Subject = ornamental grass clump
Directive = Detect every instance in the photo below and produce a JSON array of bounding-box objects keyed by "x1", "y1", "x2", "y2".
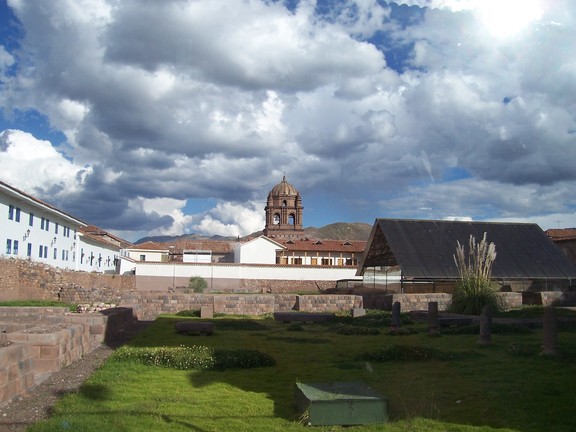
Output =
[{"x1": 449, "y1": 232, "x2": 501, "y2": 315}]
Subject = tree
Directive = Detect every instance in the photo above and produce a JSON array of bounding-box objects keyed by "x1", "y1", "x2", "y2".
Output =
[{"x1": 188, "y1": 276, "x2": 208, "y2": 293}]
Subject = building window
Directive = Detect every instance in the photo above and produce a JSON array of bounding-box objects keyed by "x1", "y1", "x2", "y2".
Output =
[
  {"x1": 80, "y1": 248, "x2": 84, "y2": 264},
  {"x1": 140, "y1": 254, "x2": 146, "y2": 261},
  {"x1": 55, "y1": 223, "x2": 59, "y2": 234},
  {"x1": 321, "y1": 258, "x2": 331, "y2": 266},
  {"x1": 13, "y1": 240, "x2": 19, "y2": 255},
  {"x1": 293, "y1": 257, "x2": 303, "y2": 265},
  {"x1": 29, "y1": 213, "x2": 34, "y2": 226},
  {"x1": 41, "y1": 217, "x2": 45, "y2": 230},
  {"x1": 6, "y1": 239, "x2": 12, "y2": 254},
  {"x1": 8, "y1": 206, "x2": 21, "y2": 222},
  {"x1": 53, "y1": 248, "x2": 57, "y2": 259},
  {"x1": 27, "y1": 243, "x2": 32, "y2": 257},
  {"x1": 38, "y1": 245, "x2": 48, "y2": 258}
]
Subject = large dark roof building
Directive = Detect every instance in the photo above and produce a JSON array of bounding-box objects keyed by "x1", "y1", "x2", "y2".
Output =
[{"x1": 358, "y1": 219, "x2": 576, "y2": 282}]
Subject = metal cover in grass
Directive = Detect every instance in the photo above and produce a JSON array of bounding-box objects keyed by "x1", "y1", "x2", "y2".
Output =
[{"x1": 295, "y1": 381, "x2": 388, "y2": 426}]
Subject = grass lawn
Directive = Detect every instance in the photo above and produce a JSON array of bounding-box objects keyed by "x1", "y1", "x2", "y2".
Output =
[{"x1": 28, "y1": 309, "x2": 576, "y2": 432}]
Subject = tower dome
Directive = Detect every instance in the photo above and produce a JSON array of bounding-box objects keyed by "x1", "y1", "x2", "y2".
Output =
[
  {"x1": 263, "y1": 176, "x2": 304, "y2": 239},
  {"x1": 269, "y1": 176, "x2": 299, "y2": 197}
]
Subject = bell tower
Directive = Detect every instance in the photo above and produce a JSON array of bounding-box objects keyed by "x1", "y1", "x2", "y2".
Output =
[{"x1": 263, "y1": 176, "x2": 304, "y2": 239}]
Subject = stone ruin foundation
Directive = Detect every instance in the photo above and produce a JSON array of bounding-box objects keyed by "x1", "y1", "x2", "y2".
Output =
[{"x1": 0, "y1": 306, "x2": 135, "y2": 406}]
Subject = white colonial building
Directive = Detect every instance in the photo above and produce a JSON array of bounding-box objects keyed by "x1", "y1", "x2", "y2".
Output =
[{"x1": 1, "y1": 180, "x2": 129, "y2": 273}]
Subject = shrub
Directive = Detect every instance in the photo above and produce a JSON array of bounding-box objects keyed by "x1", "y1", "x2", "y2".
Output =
[
  {"x1": 188, "y1": 276, "x2": 208, "y2": 293},
  {"x1": 212, "y1": 348, "x2": 276, "y2": 369},
  {"x1": 112, "y1": 345, "x2": 215, "y2": 370},
  {"x1": 359, "y1": 344, "x2": 448, "y2": 362},
  {"x1": 111, "y1": 345, "x2": 275, "y2": 370},
  {"x1": 441, "y1": 323, "x2": 532, "y2": 335},
  {"x1": 383, "y1": 326, "x2": 418, "y2": 336},
  {"x1": 330, "y1": 323, "x2": 380, "y2": 335},
  {"x1": 175, "y1": 310, "x2": 200, "y2": 317},
  {"x1": 506, "y1": 343, "x2": 539, "y2": 357},
  {"x1": 449, "y1": 232, "x2": 501, "y2": 315},
  {"x1": 335, "y1": 310, "x2": 414, "y2": 327}
]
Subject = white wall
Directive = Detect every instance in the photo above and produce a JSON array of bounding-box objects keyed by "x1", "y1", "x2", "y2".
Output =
[
  {"x1": 234, "y1": 237, "x2": 282, "y2": 264},
  {"x1": 131, "y1": 261, "x2": 358, "y2": 281},
  {"x1": 123, "y1": 249, "x2": 168, "y2": 262},
  {"x1": 76, "y1": 234, "x2": 120, "y2": 273},
  {"x1": 1, "y1": 188, "x2": 82, "y2": 270},
  {"x1": 183, "y1": 250, "x2": 212, "y2": 263},
  {"x1": 1, "y1": 183, "x2": 123, "y2": 273}
]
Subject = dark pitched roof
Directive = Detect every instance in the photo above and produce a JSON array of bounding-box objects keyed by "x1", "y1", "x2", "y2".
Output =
[{"x1": 358, "y1": 219, "x2": 576, "y2": 279}]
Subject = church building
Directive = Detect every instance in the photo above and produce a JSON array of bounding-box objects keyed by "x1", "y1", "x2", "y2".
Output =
[{"x1": 263, "y1": 175, "x2": 304, "y2": 239}]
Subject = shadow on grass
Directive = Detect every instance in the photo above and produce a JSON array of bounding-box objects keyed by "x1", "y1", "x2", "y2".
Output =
[
  {"x1": 121, "y1": 315, "x2": 576, "y2": 431},
  {"x1": 79, "y1": 383, "x2": 111, "y2": 401}
]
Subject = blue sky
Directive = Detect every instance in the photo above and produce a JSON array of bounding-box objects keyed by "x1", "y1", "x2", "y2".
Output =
[{"x1": 1, "y1": 0, "x2": 575, "y2": 242}]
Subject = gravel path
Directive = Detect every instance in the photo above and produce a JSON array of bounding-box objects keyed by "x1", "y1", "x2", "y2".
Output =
[{"x1": 0, "y1": 320, "x2": 152, "y2": 432}]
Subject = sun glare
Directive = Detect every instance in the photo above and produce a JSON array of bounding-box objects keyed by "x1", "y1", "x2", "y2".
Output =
[{"x1": 475, "y1": 0, "x2": 543, "y2": 38}]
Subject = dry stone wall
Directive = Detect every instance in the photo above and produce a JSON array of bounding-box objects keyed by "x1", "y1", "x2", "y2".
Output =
[
  {"x1": 0, "y1": 258, "x2": 135, "y2": 303},
  {"x1": 0, "y1": 306, "x2": 135, "y2": 405},
  {"x1": 118, "y1": 292, "x2": 363, "y2": 320}
]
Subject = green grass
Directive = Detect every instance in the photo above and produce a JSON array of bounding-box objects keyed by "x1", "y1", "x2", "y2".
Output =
[
  {"x1": 27, "y1": 311, "x2": 576, "y2": 432},
  {"x1": 0, "y1": 299, "x2": 76, "y2": 311}
]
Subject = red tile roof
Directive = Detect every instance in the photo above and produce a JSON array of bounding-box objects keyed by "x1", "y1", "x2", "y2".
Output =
[
  {"x1": 278, "y1": 238, "x2": 366, "y2": 253},
  {"x1": 80, "y1": 225, "x2": 132, "y2": 249},
  {"x1": 546, "y1": 228, "x2": 576, "y2": 241}
]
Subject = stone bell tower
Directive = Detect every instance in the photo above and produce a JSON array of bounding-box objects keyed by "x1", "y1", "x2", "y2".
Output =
[{"x1": 263, "y1": 176, "x2": 304, "y2": 239}]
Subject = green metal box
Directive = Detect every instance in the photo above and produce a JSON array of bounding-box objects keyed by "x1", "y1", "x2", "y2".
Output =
[{"x1": 295, "y1": 381, "x2": 388, "y2": 426}]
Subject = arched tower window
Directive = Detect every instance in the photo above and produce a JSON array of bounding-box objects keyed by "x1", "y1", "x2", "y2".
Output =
[
  {"x1": 282, "y1": 200, "x2": 287, "y2": 207},
  {"x1": 274, "y1": 213, "x2": 280, "y2": 225},
  {"x1": 289, "y1": 214, "x2": 295, "y2": 226}
]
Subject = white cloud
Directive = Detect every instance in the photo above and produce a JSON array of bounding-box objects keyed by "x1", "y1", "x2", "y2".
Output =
[
  {"x1": 192, "y1": 201, "x2": 265, "y2": 238},
  {"x1": 0, "y1": 45, "x2": 14, "y2": 70},
  {"x1": 1, "y1": 0, "x2": 576, "y2": 240},
  {"x1": 0, "y1": 129, "x2": 91, "y2": 196}
]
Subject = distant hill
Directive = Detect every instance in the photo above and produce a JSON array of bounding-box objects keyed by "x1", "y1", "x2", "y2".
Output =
[
  {"x1": 134, "y1": 222, "x2": 372, "y2": 244},
  {"x1": 135, "y1": 233, "x2": 236, "y2": 244},
  {"x1": 303, "y1": 222, "x2": 372, "y2": 241}
]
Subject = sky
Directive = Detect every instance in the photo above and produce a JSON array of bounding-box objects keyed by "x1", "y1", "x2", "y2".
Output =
[{"x1": 0, "y1": 0, "x2": 575, "y2": 242}]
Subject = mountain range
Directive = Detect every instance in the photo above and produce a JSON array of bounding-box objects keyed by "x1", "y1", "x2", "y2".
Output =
[{"x1": 135, "y1": 222, "x2": 372, "y2": 244}]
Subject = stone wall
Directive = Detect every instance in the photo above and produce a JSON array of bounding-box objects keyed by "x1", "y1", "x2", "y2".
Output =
[
  {"x1": 523, "y1": 291, "x2": 576, "y2": 307},
  {"x1": 362, "y1": 292, "x2": 523, "y2": 312},
  {"x1": 239, "y1": 279, "x2": 334, "y2": 293},
  {"x1": 118, "y1": 292, "x2": 363, "y2": 320},
  {"x1": 0, "y1": 306, "x2": 135, "y2": 405},
  {"x1": 0, "y1": 258, "x2": 135, "y2": 303},
  {"x1": 383, "y1": 293, "x2": 453, "y2": 312}
]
